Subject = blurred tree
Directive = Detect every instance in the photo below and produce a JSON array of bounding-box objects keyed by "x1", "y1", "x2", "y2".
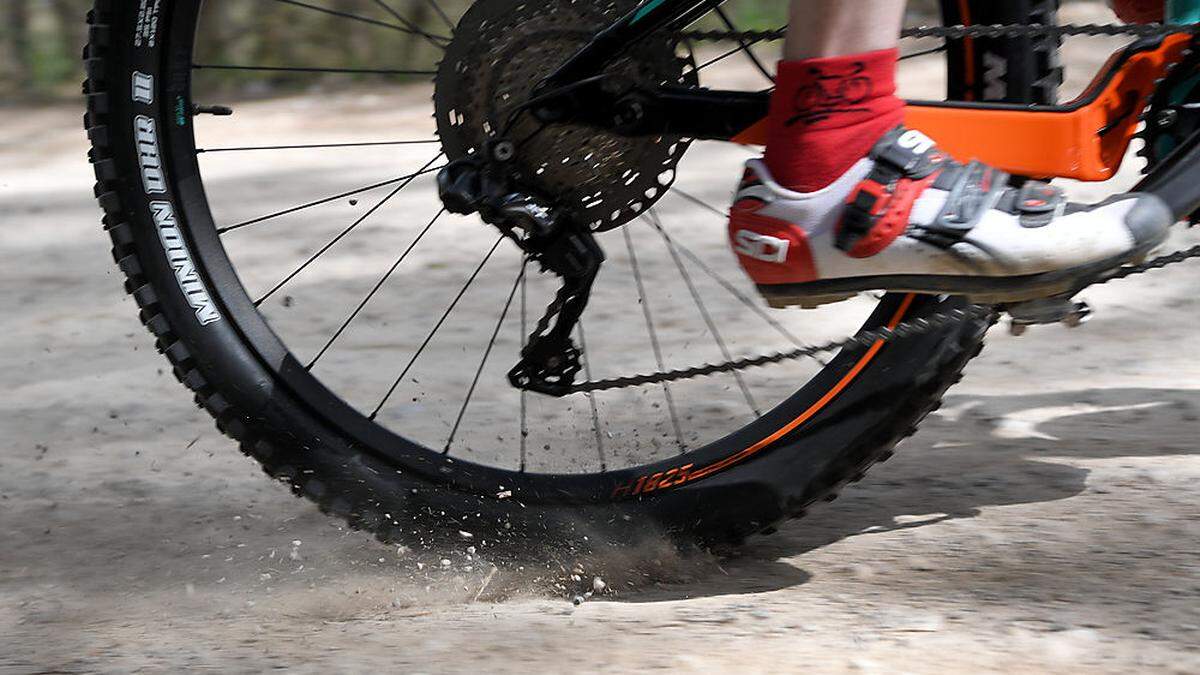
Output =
[{"x1": 5, "y1": 0, "x2": 33, "y2": 91}]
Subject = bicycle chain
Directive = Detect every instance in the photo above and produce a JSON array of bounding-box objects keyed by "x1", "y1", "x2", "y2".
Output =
[
  {"x1": 572, "y1": 245, "x2": 1200, "y2": 394},
  {"x1": 674, "y1": 21, "x2": 1200, "y2": 44},
  {"x1": 564, "y1": 20, "x2": 1200, "y2": 395}
]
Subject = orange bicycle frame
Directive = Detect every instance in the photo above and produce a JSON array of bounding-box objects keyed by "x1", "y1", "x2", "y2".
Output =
[{"x1": 731, "y1": 33, "x2": 1193, "y2": 181}]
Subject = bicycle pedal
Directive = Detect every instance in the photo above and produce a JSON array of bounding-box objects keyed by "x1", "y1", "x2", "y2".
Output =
[{"x1": 1006, "y1": 296, "x2": 1092, "y2": 336}]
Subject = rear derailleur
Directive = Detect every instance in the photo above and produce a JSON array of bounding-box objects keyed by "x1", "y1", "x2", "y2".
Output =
[{"x1": 437, "y1": 141, "x2": 603, "y2": 397}]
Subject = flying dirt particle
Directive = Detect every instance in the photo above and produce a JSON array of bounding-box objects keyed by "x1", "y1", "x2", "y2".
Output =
[
  {"x1": 459, "y1": 530, "x2": 474, "y2": 539},
  {"x1": 592, "y1": 576, "x2": 607, "y2": 593},
  {"x1": 350, "y1": 199, "x2": 359, "y2": 206},
  {"x1": 441, "y1": 559, "x2": 452, "y2": 567},
  {"x1": 572, "y1": 595, "x2": 585, "y2": 606}
]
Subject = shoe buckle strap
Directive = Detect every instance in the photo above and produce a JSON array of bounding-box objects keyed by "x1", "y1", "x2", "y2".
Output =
[
  {"x1": 920, "y1": 160, "x2": 1009, "y2": 241},
  {"x1": 836, "y1": 127, "x2": 953, "y2": 255}
]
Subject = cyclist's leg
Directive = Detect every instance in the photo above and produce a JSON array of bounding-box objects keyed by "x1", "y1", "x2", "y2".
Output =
[
  {"x1": 730, "y1": 0, "x2": 1171, "y2": 304},
  {"x1": 783, "y1": 0, "x2": 905, "y2": 60},
  {"x1": 765, "y1": 1, "x2": 906, "y2": 193}
]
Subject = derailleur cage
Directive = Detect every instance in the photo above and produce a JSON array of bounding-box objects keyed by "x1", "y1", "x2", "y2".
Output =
[{"x1": 437, "y1": 147, "x2": 605, "y2": 396}]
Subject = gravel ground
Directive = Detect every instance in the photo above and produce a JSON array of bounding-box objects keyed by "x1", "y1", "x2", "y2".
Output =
[{"x1": 2, "y1": 5, "x2": 1199, "y2": 672}]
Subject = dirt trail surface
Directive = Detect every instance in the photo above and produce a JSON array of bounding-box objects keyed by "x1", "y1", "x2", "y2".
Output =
[{"x1": 3, "y1": 8, "x2": 1200, "y2": 673}]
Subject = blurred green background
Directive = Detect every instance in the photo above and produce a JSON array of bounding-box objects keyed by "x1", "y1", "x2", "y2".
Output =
[{"x1": 0, "y1": 0, "x2": 959, "y2": 104}]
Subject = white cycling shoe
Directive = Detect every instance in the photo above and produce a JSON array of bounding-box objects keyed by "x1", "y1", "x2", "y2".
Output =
[{"x1": 728, "y1": 126, "x2": 1173, "y2": 306}]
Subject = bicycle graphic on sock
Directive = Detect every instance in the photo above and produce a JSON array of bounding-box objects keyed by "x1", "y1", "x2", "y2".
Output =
[{"x1": 787, "y1": 62, "x2": 873, "y2": 126}]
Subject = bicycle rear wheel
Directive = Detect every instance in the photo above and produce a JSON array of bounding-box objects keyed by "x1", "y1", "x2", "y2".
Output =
[{"x1": 83, "y1": 0, "x2": 1054, "y2": 546}]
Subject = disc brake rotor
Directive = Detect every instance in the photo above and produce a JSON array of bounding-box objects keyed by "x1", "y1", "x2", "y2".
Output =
[{"x1": 434, "y1": 0, "x2": 697, "y2": 231}]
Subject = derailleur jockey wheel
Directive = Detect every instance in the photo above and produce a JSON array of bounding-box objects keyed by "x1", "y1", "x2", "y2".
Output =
[{"x1": 433, "y1": 0, "x2": 698, "y2": 232}]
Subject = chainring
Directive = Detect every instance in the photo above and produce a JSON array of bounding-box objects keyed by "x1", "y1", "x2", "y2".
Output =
[
  {"x1": 1140, "y1": 36, "x2": 1200, "y2": 170},
  {"x1": 434, "y1": 0, "x2": 698, "y2": 231}
]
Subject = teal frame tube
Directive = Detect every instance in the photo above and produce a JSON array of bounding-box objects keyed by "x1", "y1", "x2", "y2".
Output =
[{"x1": 1168, "y1": 0, "x2": 1200, "y2": 24}]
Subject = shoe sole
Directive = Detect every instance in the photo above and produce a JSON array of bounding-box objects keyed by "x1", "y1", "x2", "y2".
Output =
[{"x1": 759, "y1": 233, "x2": 1169, "y2": 308}]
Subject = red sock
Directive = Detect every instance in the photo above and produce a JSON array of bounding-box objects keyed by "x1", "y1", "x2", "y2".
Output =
[{"x1": 764, "y1": 48, "x2": 906, "y2": 193}]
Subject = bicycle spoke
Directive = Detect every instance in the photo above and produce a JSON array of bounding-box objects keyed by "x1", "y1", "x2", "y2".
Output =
[
  {"x1": 900, "y1": 43, "x2": 948, "y2": 61},
  {"x1": 622, "y1": 227, "x2": 686, "y2": 453},
  {"x1": 370, "y1": 0, "x2": 452, "y2": 49},
  {"x1": 370, "y1": 237, "x2": 505, "y2": 420},
  {"x1": 193, "y1": 64, "x2": 435, "y2": 76},
  {"x1": 254, "y1": 154, "x2": 443, "y2": 306},
  {"x1": 518, "y1": 272, "x2": 528, "y2": 473},
  {"x1": 197, "y1": 139, "x2": 439, "y2": 154},
  {"x1": 693, "y1": 35, "x2": 773, "y2": 74},
  {"x1": 219, "y1": 162, "x2": 444, "y2": 234},
  {"x1": 665, "y1": 188, "x2": 811, "y2": 350},
  {"x1": 576, "y1": 321, "x2": 607, "y2": 471},
  {"x1": 646, "y1": 210, "x2": 760, "y2": 417},
  {"x1": 423, "y1": 0, "x2": 457, "y2": 32},
  {"x1": 269, "y1": 0, "x2": 450, "y2": 42},
  {"x1": 668, "y1": 185, "x2": 727, "y2": 219},
  {"x1": 307, "y1": 208, "x2": 446, "y2": 369},
  {"x1": 713, "y1": 6, "x2": 774, "y2": 83},
  {"x1": 444, "y1": 262, "x2": 526, "y2": 454}
]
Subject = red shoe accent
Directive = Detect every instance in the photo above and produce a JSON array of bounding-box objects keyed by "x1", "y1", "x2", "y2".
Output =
[
  {"x1": 840, "y1": 172, "x2": 939, "y2": 258},
  {"x1": 728, "y1": 199, "x2": 818, "y2": 285}
]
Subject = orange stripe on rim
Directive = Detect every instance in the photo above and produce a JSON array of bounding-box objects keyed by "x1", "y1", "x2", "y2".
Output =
[{"x1": 687, "y1": 293, "x2": 917, "y2": 482}]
